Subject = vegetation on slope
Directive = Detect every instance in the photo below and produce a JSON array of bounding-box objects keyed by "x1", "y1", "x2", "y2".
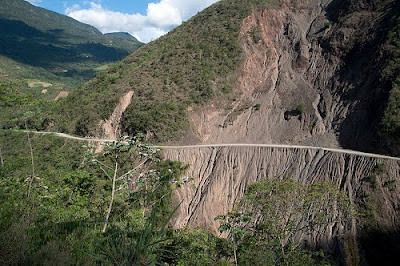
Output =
[
  {"x1": 381, "y1": 16, "x2": 400, "y2": 142},
  {"x1": 57, "y1": 0, "x2": 279, "y2": 140},
  {"x1": 0, "y1": 130, "x2": 343, "y2": 264},
  {"x1": 0, "y1": 80, "x2": 56, "y2": 130},
  {"x1": 216, "y1": 179, "x2": 352, "y2": 265},
  {"x1": 0, "y1": 131, "x2": 192, "y2": 264}
]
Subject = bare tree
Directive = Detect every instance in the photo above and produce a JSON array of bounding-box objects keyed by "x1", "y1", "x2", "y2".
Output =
[
  {"x1": 0, "y1": 148, "x2": 4, "y2": 168},
  {"x1": 25, "y1": 121, "x2": 36, "y2": 198},
  {"x1": 86, "y1": 135, "x2": 160, "y2": 233}
]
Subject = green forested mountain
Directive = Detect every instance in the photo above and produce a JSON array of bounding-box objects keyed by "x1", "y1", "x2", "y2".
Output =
[{"x1": 0, "y1": 0, "x2": 142, "y2": 84}]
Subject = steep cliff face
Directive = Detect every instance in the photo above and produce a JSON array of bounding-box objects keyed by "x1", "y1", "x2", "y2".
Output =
[
  {"x1": 191, "y1": 0, "x2": 336, "y2": 146},
  {"x1": 164, "y1": 147, "x2": 400, "y2": 245},
  {"x1": 190, "y1": 0, "x2": 400, "y2": 155}
]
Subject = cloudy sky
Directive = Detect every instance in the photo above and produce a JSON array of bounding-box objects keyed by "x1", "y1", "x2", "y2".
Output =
[{"x1": 27, "y1": 0, "x2": 219, "y2": 43}]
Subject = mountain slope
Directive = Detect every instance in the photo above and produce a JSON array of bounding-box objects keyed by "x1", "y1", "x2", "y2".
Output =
[
  {"x1": 57, "y1": 0, "x2": 280, "y2": 139},
  {"x1": 1, "y1": 0, "x2": 399, "y2": 263},
  {"x1": 58, "y1": 0, "x2": 399, "y2": 156},
  {"x1": 0, "y1": 0, "x2": 142, "y2": 82}
]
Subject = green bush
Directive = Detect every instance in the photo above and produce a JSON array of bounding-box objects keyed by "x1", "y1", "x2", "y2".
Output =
[
  {"x1": 367, "y1": 175, "x2": 377, "y2": 189},
  {"x1": 324, "y1": 21, "x2": 332, "y2": 28},
  {"x1": 296, "y1": 103, "x2": 305, "y2": 115}
]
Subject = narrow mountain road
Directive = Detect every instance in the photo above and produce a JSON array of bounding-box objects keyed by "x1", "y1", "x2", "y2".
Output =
[{"x1": 23, "y1": 130, "x2": 400, "y2": 161}]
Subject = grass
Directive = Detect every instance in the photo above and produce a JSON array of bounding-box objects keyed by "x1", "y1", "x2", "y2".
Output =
[{"x1": 95, "y1": 64, "x2": 109, "y2": 72}]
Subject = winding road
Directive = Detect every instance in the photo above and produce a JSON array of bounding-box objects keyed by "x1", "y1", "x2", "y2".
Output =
[{"x1": 22, "y1": 130, "x2": 400, "y2": 161}]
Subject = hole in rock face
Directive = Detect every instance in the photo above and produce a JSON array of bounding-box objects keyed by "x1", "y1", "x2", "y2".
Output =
[
  {"x1": 284, "y1": 24, "x2": 289, "y2": 35},
  {"x1": 284, "y1": 109, "x2": 301, "y2": 120}
]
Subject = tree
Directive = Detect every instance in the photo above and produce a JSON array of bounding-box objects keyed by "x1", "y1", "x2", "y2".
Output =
[
  {"x1": 216, "y1": 178, "x2": 353, "y2": 265},
  {"x1": 215, "y1": 212, "x2": 251, "y2": 266},
  {"x1": 86, "y1": 135, "x2": 160, "y2": 233}
]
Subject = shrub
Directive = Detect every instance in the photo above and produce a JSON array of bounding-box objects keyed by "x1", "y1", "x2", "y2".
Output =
[
  {"x1": 324, "y1": 21, "x2": 332, "y2": 28},
  {"x1": 248, "y1": 25, "x2": 262, "y2": 43},
  {"x1": 367, "y1": 175, "x2": 377, "y2": 189}
]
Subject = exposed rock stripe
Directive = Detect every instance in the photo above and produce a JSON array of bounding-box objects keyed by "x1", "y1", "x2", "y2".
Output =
[
  {"x1": 95, "y1": 90, "x2": 134, "y2": 152},
  {"x1": 100, "y1": 90, "x2": 134, "y2": 140}
]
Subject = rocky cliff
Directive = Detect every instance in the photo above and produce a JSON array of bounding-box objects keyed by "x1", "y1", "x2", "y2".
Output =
[
  {"x1": 190, "y1": 0, "x2": 400, "y2": 156},
  {"x1": 164, "y1": 146, "x2": 400, "y2": 248}
]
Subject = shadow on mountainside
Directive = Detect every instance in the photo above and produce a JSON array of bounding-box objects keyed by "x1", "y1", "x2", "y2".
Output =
[
  {"x1": 315, "y1": 226, "x2": 400, "y2": 265},
  {"x1": 0, "y1": 18, "x2": 129, "y2": 69},
  {"x1": 357, "y1": 226, "x2": 400, "y2": 266},
  {"x1": 323, "y1": 0, "x2": 400, "y2": 156}
]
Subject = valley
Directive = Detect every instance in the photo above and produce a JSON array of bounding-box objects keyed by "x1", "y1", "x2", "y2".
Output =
[{"x1": 1, "y1": 0, "x2": 399, "y2": 264}]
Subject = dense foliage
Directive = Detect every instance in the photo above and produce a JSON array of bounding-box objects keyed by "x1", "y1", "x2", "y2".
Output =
[
  {"x1": 0, "y1": 131, "x2": 190, "y2": 264},
  {"x1": 381, "y1": 16, "x2": 400, "y2": 141},
  {"x1": 216, "y1": 179, "x2": 353, "y2": 265},
  {"x1": 0, "y1": 80, "x2": 57, "y2": 131},
  {"x1": 0, "y1": 131, "x2": 244, "y2": 265}
]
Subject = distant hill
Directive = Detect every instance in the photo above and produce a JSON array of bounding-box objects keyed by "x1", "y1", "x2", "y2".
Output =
[
  {"x1": 105, "y1": 32, "x2": 140, "y2": 42},
  {"x1": 0, "y1": 0, "x2": 142, "y2": 84}
]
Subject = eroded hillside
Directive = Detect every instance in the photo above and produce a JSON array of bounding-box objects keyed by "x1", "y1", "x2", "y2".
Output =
[
  {"x1": 164, "y1": 145, "x2": 400, "y2": 260},
  {"x1": 53, "y1": 1, "x2": 400, "y2": 259},
  {"x1": 191, "y1": 0, "x2": 400, "y2": 156}
]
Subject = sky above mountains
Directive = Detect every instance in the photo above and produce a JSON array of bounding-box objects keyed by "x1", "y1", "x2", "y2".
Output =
[{"x1": 27, "y1": 0, "x2": 219, "y2": 43}]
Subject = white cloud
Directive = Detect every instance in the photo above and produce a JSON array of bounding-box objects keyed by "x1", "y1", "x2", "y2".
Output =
[
  {"x1": 27, "y1": 0, "x2": 42, "y2": 5},
  {"x1": 65, "y1": 4, "x2": 81, "y2": 14},
  {"x1": 66, "y1": 0, "x2": 219, "y2": 43}
]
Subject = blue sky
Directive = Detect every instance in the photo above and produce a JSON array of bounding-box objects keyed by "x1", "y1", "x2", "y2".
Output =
[
  {"x1": 29, "y1": 1, "x2": 150, "y2": 14},
  {"x1": 27, "y1": 0, "x2": 219, "y2": 43}
]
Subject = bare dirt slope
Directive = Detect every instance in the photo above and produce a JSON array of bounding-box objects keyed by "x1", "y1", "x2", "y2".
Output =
[
  {"x1": 98, "y1": 90, "x2": 134, "y2": 140},
  {"x1": 82, "y1": 1, "x2": 399, "y2": 247},
  {"x1": 189, "y1": 0, "x2": 398, "y2": 155},
  {"x1": 191, "y1": 0, "x2": 337, "y2": 146}
]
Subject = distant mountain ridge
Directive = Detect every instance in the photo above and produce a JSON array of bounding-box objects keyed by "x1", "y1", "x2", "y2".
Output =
[
  {"x1": 105, "y1": 32, "x2": 140, "y2": 42},
  {"x1": 0, "y1": 0, "x2": 102, "y2": 38},
  {"x1": 0, "y1": 0, "x2": 142, "y2": 82}
]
